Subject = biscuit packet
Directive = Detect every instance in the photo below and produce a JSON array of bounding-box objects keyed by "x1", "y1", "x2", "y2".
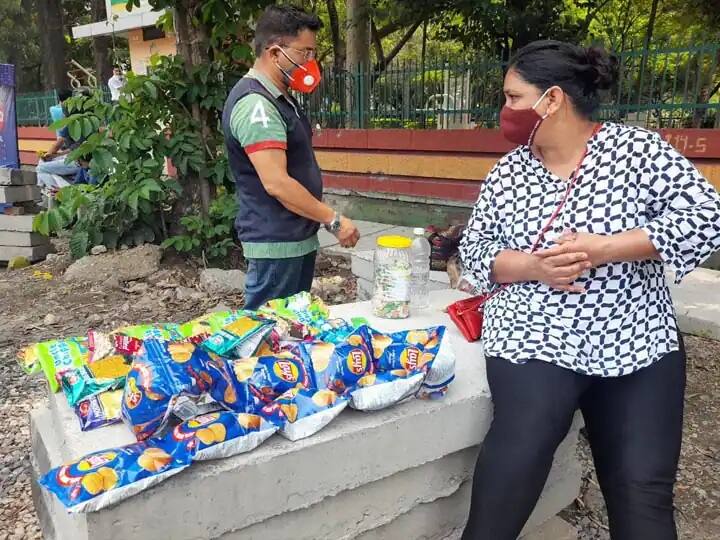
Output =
[
  {"x1": 121, "y1": 340, "x2": 216, "y2": 441},
  {"x1": 157, "y1": 411, "x2": 277, "y2": 461},
  {"x1": 39, "y1": 442, "x2": 190, "y2": 513},
  {"x1": 75, "y1": 390, "x2": 124, "y2": 431},
  {"x1": 62, "y1": 355, "x2": 131, "y2": 406},
  {"x1": 299, "y1": 326, "x2": 374, "y2": 395},
  {"x1": 19, "y1": 337, "x2": 89, "y2": 392},
  {"x1": 261, "y1": 388, "x2": 347, "y2": 441}
]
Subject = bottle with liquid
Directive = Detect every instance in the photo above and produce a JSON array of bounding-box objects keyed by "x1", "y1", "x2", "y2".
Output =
[{"x1": 410, "y1": 227, "x2": 431, "y2": 311}]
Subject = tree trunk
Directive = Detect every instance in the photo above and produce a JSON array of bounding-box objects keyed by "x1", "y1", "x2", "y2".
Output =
[
  {"x1": 173, "y1": 1, "x2": 212, "y2": 218},
  {"x1": 346, "y1": 0, "x2": 370, "y2": 127},
  {"x1": 91, "y1": 0, "x2": 114, "y2": 87},
  {"x1": 325, "y1": 0, "x2": 345, "y2": 73},
  {"x1": 637, "y1": 0, "x2": 660, "y2": 101},
  {"x1": 36, "y1": 0, "x2": 67, "y2": 90}
]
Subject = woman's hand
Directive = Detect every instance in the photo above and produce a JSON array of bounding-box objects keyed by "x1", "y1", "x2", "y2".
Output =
[
  {"x1": 537, "y1": 230, "x2": 612, "y2": 268},
  {"x1": 529, "y1": 246, "x2": 592, "y2": 293}
]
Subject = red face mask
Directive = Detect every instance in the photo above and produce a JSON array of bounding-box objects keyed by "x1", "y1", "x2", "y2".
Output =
[
  {"x1": 275, "y1": 48, "x2": 322, "y2": 94},
  {"x1": 499, "y1": 87, "x2": 553, "y2": 146}
]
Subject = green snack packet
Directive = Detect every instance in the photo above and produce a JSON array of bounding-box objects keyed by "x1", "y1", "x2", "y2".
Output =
[
  {"x1": 202, "y1": 315, "x2": 274, "y2": 357},
  {"x1": 28, "y1": 337, "x2": 90, "y2": 393},
  {"x1": 61, "y1": 355, "x2": 131, "y2": 406},
  {"x1": 175, "y1": 311, "x2": 248, "y2": 341},
  {"x1": 114, "y1": 323, "x2": 179, "y2": 341}
]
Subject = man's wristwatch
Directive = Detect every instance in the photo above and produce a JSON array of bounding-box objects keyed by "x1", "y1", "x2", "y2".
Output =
[{"x1": 325, "y1": 212, "x2": 341, "y2": 233}]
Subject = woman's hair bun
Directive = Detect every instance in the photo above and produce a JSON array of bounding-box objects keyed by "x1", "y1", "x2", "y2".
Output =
[{"x1": 585, "y1": 46, "x2": 619, "y2": 90}]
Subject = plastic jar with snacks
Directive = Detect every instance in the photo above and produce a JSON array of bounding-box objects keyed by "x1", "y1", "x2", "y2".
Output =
[{"x1": 372, "y1": 235, "x2": 412, "y2": 319}]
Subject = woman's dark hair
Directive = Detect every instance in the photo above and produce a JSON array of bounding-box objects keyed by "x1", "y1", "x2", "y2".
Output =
[
  {"x1": 508, "y1": 40, "x2": 619, "y2": 117},
  {"x1": 254, "y1": 5, "x2": 322, "y2": 57}
]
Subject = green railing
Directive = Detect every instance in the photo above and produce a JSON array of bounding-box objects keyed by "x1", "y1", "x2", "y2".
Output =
[
  {"x1": 298, "y1": 42, "x2": 720, "y2": 129},
  {"x1": 16, "y1": 87, "x2": 113, "y2": 126},
  {"x1": 17, "y1": 43, "x2": 720, "y2": 129}
]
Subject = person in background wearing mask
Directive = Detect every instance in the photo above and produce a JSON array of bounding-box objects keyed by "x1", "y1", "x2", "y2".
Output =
[
  {"x1": 221, "y1": 5, "x2": 359, "y2": 310},
  {"x1": 108, "y1": 66, "x2": 126, "y2": 103},
  {"x1": 459, "y1": 41, "x2": 720, "y2": 540}
]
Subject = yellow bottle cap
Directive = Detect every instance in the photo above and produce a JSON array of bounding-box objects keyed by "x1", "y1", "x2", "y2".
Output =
[{"x1": 377, "y1": 235, "x2": 412, "y2": 249}]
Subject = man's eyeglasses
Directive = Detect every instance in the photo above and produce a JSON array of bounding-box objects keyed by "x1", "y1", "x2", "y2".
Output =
[{"x1": 281, "y1": 46, "x2": 317, "y2": 61}]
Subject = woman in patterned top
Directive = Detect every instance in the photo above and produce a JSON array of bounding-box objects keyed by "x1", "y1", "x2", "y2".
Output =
[{"x1": 459, "y1": 41, "x2": 720, "y2": 540}]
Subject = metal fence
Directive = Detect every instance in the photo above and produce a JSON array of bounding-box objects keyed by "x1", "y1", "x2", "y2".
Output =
[
  {"x1": 299, "y1": 42, "x2": 720, "y2": 130},
  {"x1": 16, "y1": 87, "x2": 112, "y2": 126},
  {"x1": 17, "y1": 43, "x2": 720, "y2": 129}
]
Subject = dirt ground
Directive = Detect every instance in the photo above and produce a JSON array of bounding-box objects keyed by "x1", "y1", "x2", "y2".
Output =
[{"x1": 0, "y1": 243, "x2": 718, "y2": 539}]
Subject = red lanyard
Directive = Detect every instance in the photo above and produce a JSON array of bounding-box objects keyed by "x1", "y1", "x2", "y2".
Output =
[{"x1": 480, "y1": 122, "x2": 603, "y2": 305}]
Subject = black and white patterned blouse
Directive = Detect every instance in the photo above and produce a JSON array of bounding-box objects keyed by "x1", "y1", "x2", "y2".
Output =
[{"x1": 460, "y1": 123, "x2": 720, "y2": 377}]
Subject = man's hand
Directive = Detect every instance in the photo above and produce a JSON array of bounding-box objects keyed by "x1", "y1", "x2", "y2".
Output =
[
  {"x1": 336, "y1": 216, "x2": 360, "y2": 248},
  {"x1": 530, "y1": 244, "x2": 592, "y2": 293}
]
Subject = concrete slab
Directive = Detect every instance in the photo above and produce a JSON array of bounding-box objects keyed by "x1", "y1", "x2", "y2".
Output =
[
  {"x1": 670, "y1": 268, "x2": 720, "y2": 340},
  {"x1": 31, "y1": 290, "x2": 582, "y2": 540},
  {"x1": 0, "y1": 230, "x2": 48, "y2": 247},
  {"x1": 0, "y1": 244, "x2": 51, "y2": 262},
  {"x1": 0, "y1": 185, "x2": 41, "y2": 203},
  {"x1": 0, "y1": 214, "x2": 37, "y2": 232},
  {"x1": 0, "y1": 168, "x2": 36, "y2": 186}
]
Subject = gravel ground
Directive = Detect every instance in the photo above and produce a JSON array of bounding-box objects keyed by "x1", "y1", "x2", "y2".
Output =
[{"x1": 0, "y1": 246, "x2": 718, "y2": 539}]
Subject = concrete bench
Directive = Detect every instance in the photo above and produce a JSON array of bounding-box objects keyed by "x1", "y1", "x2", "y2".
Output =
[{"x1": 31, "y1": 290, "x2": 582, "y2": 540}]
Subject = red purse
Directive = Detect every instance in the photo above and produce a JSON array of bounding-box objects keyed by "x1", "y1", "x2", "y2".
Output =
[{"x1": 447, "y1": 124, "x2": 601, "y2": 342}]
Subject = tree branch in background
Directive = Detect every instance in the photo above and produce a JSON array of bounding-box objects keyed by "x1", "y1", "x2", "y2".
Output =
[{"x1": 325, "y1": 0, "x2": 345, "y2": 71}]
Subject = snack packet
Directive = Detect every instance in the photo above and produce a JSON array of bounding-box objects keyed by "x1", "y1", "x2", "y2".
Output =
[
  {"x1": 371, "y1": 326, "x2": 445, "y2": 373},
  {"x1": 174, "y1": 311, "x2": 247, "y2": 342},
  {"x1": 300, "y1": 326, "x2": 374, "y2": 395},
  {"x1": 201, "y1": 315, "x2": 274, "y2": 357},
  {"x1": 416, "y1": 333, "x2": 456, "y2": 400},
  {"x1": 261, "y1": 388, "x2": 347, "y2": 441},
  {"x1": 62, "y1": 355, "x2": 131, "y2": 406},
  {"x1": 121, "y1": 340, "x2": 215, "y2": 441},
  {"x1": 75, "y1": 390, "x2": 124, "y2": 431},
  {"x1": 259, "y1": 292, "x2": 330, "y2": 339},
  {"x1": 158, "y1": 411, "x2": 277, "y2": 461},
  {"x1": 40, "y1": 442, "x2": 190, "y2": 513},
  {"x1": 349, "y1": 370, "x2": 425, "y2": 411},
  {"x1": 19, "y1": 337, "x2": 89, "y2": 392}
]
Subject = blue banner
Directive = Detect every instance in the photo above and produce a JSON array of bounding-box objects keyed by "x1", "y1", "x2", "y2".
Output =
[{"x1": 0, "y1": 64, "x2": 19, "y2": 169}]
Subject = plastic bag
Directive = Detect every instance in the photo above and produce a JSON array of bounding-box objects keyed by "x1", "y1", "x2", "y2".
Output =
[
  {"x1": 40, "y1": 442, "x2": 189, "y2": 513},
  {"x1": 61, "y1": 354, "x2": 131, "y2": 406},
  {"x1": 300, "y1": 326, "x2": 374, "y2": 395},
  {"x1": 121, "y1": 340, "x2": 215, "y2": 441},
  {"x1": 157, "y1": 411, "x2": 277, "y2": 461},
  {"x1": 261, "y1": 388, "x2": 347, "y2": 441},
  {"x1": 75, "y1": 390, "x2": 124, "y2": 431}
]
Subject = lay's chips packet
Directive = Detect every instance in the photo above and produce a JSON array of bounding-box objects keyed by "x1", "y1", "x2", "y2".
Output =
[
  {"x1": 300, "y1": 326, "x2": 374, "y2": 395},
  {"x1": 40, "y1": 442, "x2": 190, "y2": 513},
  {"x1": 261, "y1": 388, "x2": 347, "y2": 441},
  {"x1": 371, "y1": 326, "x2": 445, "y2": 373},
  {"x1": 157, "y1": 411, "x2": 277, "y2": 461},
  {"x1": 121, "y1": 340, "x2": 216, "y2": 441}
]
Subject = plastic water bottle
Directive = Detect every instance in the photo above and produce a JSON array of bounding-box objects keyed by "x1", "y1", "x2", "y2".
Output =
[{"x1": 410, "y1": 227, "x2": 431, "y2": 311}]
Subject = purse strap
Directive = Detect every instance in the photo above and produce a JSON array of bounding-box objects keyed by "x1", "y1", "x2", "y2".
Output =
[{"x1": 465, "y1": 122, "x2": 602, "y2": 313}]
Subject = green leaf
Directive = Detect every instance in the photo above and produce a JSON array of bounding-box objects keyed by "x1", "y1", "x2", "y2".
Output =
[
  {"x1": 69, "y1": 230, "x2": 89, "y2": 259},
  {"x1": 144, "y1": 81, "x2": 158, "y2": 100},
  {"x1": 68, "y1": 121, "x2": 82, "y2": 142},
  {"x1": 33, "y1": 213, "x2": 50, "y2": 236},
  {"x1": 93, "y1": 149, "x2": 114, "y2": 171},
  {"x1": 82, "y1": 117, "x2": 94, "y2": 138}
]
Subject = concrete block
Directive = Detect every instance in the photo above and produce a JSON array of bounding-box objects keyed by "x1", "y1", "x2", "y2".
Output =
[
  {"x1": 0, "y1": 230, "x2": 48, "y2": 247},
  {"x1": 32, "y1": 291, "x2": 582, "y2": 540},
  {"x1": 0, "y1": 168, "x2": 36, "y2": 185},
  {"x1": 0, "y1": 244, "x2": 51, "y2": 261},
  {"x1": 0, "y1": 214, "x2": 36, "y2": 232},
  {"x1": 0, "y1": 184, "x2": 41, "y2": 203},
  {"x1": 670, "y1": 268, "x2": 720, "y2": 340}
]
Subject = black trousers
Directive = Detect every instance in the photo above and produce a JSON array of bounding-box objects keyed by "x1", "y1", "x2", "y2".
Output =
[{"x1": 462, "y1": 344, "x2": 686, "y2": 540}]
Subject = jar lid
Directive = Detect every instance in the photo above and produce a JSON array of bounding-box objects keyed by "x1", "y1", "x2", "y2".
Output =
[{"x1": 377, "y1": 235, "x2": 412, "y2": 249}]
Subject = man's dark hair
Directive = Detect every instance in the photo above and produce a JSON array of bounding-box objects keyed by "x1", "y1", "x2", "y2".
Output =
[
  {"x1": 57, "y1": 89, "x2": 73, "y2": 103},
  {"x1": 253, "y1": 5, "x2": 322, "y2": 57}
]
